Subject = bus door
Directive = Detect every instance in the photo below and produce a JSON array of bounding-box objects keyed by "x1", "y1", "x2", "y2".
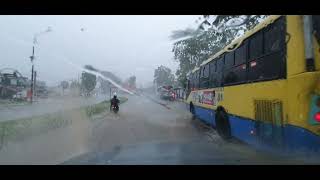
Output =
[{"x1": 254, "y1": 100, "x2": 284, "y2": 148}]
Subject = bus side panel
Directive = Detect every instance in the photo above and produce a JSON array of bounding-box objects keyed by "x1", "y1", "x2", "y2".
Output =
[
  {"x1": 190, "y1": 103, "x2": 320, "y2": 153},
  {"x1": 218, "y1": 80, "x2": 288, "y2": 120},
  {"x1": 284, "y1": 124, "x2": 320, "y2": 152},
  {"x1": 228, "y1": 113, "x2": 320, "y2": 153},
  {"x1": 229, "y1": 116, "x2": 257, "y2": 145},
  {"x1": 287, "y1": 72, "x2": 320, "y2": 136},
  {"x1": 194, "y1": 105, "x2": 215, "y2": 127},
  {"x1": 287, "y1": 15, "x2": 306, "y2": 77},
  {"x1": 286, "y1": 15, "x2": 320, "y2": 72},
  {"x1": 192, "y1": 104, "x2": 261, "y2": 148}
]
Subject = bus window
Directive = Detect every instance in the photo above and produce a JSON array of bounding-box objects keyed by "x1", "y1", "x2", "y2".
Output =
[
  {"x1": 189, "y1": 73, "x2": 194, "y2": 89},
  {"x1": 264, "y1": 17, "x2": 285, "y2": 54},
  {"x1": 200, "y1": 64, "x2": 210, "y2": 89},
  {"x1": 313, "y1": 15, "x2": 320, "y2": 42},
  {"x1": 193, "y1": 72, "x2": 196, "y2": 89},
  {"x1": 249, "y1": 30, "x2": 263, "y2": 60},
  {"x1": 186, "y1": 79, "x2": 190, "y2": 91},
  {"x1": 248, "y1": 51, "x2": 285, "y2": 81},
  {"x1": 224, "y1": 41, "x2": 248, "y2": 85},
  {"x1": 200, "y1": 66, "x2": 204, "y2": 88},
  {"x1": 247, "y1": 17, "x2": 286, "y2": 82},
  {"x1": 216, "y1": 56, "x2": 224, "y2": 87},
  {"x1": 224, "y1": 51, "x2": 235, "y2": 69},
  {"x1": 194, "y1": 70, "x2": 200, "y2": 89},
  {"x1": 200, "y1": 66, "x2": 205, "y2": 78},
  {"x1": 224, "y1": 69, "x2": 237, "y2": 85},
  {"x1": 216, "y1": 55, "x2": 224, "y2": 72},
  {"x1": 203, "y1": 64, "x2": 209, "y2": 78},
  {"x1": 209, "y1": 60, "x2": 217, "y2": 73},
  {"x1": 193, "y1": 73, "x2": 196, "y2": 89},
  {"x1": 235, "y1": 41, "x2": 248, "y2": 66},
  {"x1": 209, "y1": 61, "x2": 217, "y2": 88}
]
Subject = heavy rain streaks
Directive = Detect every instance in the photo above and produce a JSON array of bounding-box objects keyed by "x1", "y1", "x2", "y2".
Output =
[{"x1": 0, "y1": 15, "x2": 319, "y2": 165}]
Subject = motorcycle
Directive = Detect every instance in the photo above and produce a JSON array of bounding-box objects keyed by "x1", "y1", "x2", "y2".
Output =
[{"x1": 111, "y1": 103, "x2": 119, "y2": 113}]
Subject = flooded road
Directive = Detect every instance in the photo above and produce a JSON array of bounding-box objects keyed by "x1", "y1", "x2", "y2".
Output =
[
  {"x1": 0, "y1": 94, "x2": 312, "y2": 164},
  {"x1": 0, "y1": 95, "x2": 106, "y2": 122}
]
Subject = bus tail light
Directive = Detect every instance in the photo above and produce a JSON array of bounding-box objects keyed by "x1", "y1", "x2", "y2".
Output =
[
  {"x1": 314, "y1": 112, "x2": 320, "y2": 122},
  {"x1": 309, "y1": 94, "x2": 320, "y2": 125}
]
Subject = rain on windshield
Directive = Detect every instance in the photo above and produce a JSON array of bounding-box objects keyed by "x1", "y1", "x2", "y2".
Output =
[{"x1": 0, "y1": 15, "x2": 320, "y2": 165}]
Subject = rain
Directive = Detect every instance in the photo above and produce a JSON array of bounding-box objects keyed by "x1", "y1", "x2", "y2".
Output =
[{"x1": 0, "y1": 15, "x2": 319, "y2": 165}]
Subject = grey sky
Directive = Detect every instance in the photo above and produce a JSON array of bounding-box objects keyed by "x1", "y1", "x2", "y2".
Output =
[{"x1": 0, "y1": 15, "x2": 199, "y2": 87}]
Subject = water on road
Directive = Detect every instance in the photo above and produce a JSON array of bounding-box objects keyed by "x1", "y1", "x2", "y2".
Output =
[
  {"x1": 0, "y1": 94, "x2": 314, "y2": 164},
  {"x1": 0, "y1": 95, "x2": 106, "y2": 122}
]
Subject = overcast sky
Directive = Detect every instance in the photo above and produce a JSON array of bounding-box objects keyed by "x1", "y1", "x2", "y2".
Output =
[{"x1": 0, "y1": 15, "x2": 199, "y2": 87}]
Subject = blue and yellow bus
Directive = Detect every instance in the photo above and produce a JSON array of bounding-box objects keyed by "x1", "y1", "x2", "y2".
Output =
[{"x1": 184, "y1": 15, "x2": 320, "y2": 153}]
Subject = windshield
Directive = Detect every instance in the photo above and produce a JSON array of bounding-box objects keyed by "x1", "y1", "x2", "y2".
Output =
[{"x1": 0, "y1": 15, "x2": 319, "y2": 165}]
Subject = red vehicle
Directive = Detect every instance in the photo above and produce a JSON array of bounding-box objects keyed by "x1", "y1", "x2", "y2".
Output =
[{"x1": 158, "y1": 85, "x2": 175, "y2": 101}]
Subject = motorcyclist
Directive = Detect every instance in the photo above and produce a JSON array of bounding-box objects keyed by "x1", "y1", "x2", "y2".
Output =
[{"x1": 110, "y1": 93, "x2": 120, "y2": 111}]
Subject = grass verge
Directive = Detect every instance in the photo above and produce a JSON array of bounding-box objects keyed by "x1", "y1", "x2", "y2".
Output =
[{"x1": 0, "y1": 96, "x2": 128, "y2": 150}]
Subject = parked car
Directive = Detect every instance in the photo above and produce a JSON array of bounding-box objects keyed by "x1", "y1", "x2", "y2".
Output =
[{"x1": 159, "y1": 88, "x2": 175, "y2": 101}]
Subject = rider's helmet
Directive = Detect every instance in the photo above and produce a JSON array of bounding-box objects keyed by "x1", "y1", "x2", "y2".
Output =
[{"x1": 113, "y1": 92, "x2": 117, "y2": 98}]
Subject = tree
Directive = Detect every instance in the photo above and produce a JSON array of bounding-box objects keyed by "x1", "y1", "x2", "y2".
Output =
[
  {"x1": 60, "y1": 81, "x2": 69, "y2": 95},
  {"x1": 70, "y1": 80, "x2": 80, "y2": 89},
  {"x1": 99, "y1": 71, "x2": 122, "y2": 94},
  {"x1": 69, "y1": 80, "x2": 81, "y2": 96},
  {"x1": 81, "y1": 65, "x2": 97, "y2": 96},
  {"x1": 153, "y1": 65, "x2": 175, "y2": 87},
  {"x1": 100, "y1": 79, "x2": 109, "y2": 94},
  {"x1": 127, "y1": 76, "x2": 136, "y2": 89},
  {"x1": 171, "y1": 15, "x2": 269, "y2": 87}
]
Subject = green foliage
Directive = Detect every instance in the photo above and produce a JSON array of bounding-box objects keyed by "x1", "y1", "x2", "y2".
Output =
[
  {"x1": 61, "y1": 81, "x2": 69, "y2": 90},
  {"x1": 0, "y1": 96, "x2": 128, "y2": 149},
  {"x1": 70, "y1": 80, "x2": 80, "y2": 89},
  {"x1": 127, "y1": 76, "x2": 136, "y2": 89},
  {"x1": 154, "y1": 65, "x2": 175, "y2": 87},
  {"x1": 171, "y1": 15, "x2": 269, "y2": 86},
  {"x1": 85, "y1": 97, "x2": 128, "y2": 117}
]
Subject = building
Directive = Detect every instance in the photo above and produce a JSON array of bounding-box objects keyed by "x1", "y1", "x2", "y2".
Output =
[{"x1": 0, "y1": 69, "x2": 29, "y2": 100}]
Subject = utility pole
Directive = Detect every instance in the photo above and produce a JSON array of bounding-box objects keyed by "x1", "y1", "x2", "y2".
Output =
[
  {"x1": 34, "y1": 71, "x2": 37, "y2": 98},
  {"x1": 30, "y1": 46, "x2": 35, "y2": 103},
  {"x1": 29, "y1": 27, "x2": 52, "y2": 103},
  {"x1": 109, "y1": 82, "x2": 111, "y2": 100}
]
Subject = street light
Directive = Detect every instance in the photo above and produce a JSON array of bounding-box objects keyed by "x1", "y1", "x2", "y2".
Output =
[{"x1": 29, "y1": 27, "x2": 52, "y2": 103}]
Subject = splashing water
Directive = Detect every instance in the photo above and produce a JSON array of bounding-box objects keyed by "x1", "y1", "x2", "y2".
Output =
[{"x1": 64, "y1": 59, "x2": 135, "y2": 95}]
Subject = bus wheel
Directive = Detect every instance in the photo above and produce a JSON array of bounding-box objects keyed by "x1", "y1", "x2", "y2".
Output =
[{"x1": 215, "y1": 107, "x2": 231, "y2": 141}]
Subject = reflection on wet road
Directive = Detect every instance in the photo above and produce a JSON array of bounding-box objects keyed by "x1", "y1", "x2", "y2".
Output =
[
  {"x1": 63, "y1": 94, "x2": 307, "y2": 165},
  {"x1": 0, "y1": 95, "x2": 106, "y2": 122}
]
